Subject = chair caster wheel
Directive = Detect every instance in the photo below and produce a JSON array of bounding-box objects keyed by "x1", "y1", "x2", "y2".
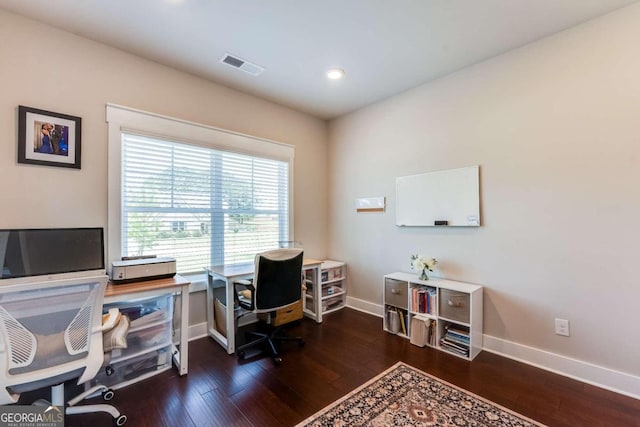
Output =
[
  {"x1": 273, "y1": 357, "x2": 282, "y2": 365},
  {"x1": 237, "y1": 351, "x2": 245, "y2": 360},
  {"x1": 102, "y1": 388, "x2": 115, "y2": 401},
  {"x1": 114, "y1": 414, "x2": 127, "y2": 426}
]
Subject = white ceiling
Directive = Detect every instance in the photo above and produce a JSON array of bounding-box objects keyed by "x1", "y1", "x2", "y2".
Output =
[{"x1": 0, "y1": 0, "x2": 636, "y2": 119}]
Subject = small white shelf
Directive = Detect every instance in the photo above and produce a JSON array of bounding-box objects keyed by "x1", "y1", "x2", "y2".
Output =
[
  {"x1": 323, "y1": 305, "x2": 345, "y2": 315},
  {"x1": 303, "y1": 260, "x2": 347, "y2": 322},
  {"x1": 438, "y1": 316, "x2": 471, "y2": 328},
  {"x1": 321, "y1": 289, "x2": 346, "y2": 300},
  {"x1": 322, "y1": 276, "x2": 346, "y2": 285},
  {"x1": 383, "y1": 272, "x2": 483, "y2": 360},
  {"x1": 409, "y1": 311, "x2": 436, "y2": 320}
]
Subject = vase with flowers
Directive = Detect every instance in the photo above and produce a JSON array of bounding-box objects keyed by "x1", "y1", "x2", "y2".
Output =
[{"x1": 410, "y1": 254, "x2": 437, "y2": 280}]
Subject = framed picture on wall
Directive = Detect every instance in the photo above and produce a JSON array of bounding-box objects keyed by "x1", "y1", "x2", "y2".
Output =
[{"x1": 17, "y1": 105, "x2": 82, "y2": 169}]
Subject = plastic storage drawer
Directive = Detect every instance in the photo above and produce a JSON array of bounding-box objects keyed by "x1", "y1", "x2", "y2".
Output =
[
  {"x1": 104, "y1": 293, "x2": 173, "y2": 326},
  {"x1": 384, "y1": 278, "x2": 408, "y2": 309},
  {"x1": 90, "y1": 345, "x2": 172, "y2": 388},
  {"x1": 111, "y1": 320, "x2": 173, "y2": 361},
  {"x1": 438, "y1": 289, "x2": 470, "y2": 323}
]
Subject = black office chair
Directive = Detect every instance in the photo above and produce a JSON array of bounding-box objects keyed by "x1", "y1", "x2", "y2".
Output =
[{"x1": 233, "y1": 248, "x2": 305, "y2": 364}]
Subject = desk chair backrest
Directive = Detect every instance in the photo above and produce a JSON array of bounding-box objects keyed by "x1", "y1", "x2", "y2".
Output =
[
  {"x1": 253, "y1": 249, "x2": 303, "y2": 313},
  {"x1": 0, "y1": 274, "x2": 108, "y2": 404}
]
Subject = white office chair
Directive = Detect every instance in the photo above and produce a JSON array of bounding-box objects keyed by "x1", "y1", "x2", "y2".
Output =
[{"x1": 0, "y1": 274, "x2": 127, "y2": 425}]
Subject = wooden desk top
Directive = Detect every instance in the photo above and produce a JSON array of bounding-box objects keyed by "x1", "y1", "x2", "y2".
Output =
[
  {"x1": 105, "y1": 274, "x2": 190, "y2": 297},
  {"x1": 207, "y1": 258, "x2": 323, "y2": 279},
  {"x1": 304, "y1": 258, "x2": 323, "y2": 266}
]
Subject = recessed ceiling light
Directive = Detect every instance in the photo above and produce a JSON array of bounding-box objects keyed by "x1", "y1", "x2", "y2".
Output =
[{"x1": 326, "y1": 68, "x2": 345, "y2": 80}]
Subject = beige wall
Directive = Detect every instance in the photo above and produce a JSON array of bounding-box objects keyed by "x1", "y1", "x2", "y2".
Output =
[
  {"x1": 0, "y1": 10, "x2": 328, "y2": 324},
  {"x1": 328, "y1": 4, "x2": 640, "y2": 379}
]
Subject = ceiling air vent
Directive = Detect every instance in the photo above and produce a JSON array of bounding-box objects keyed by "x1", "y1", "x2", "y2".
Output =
[{"x1": 220, "y1": 53, "x2": 264, "y2": 76}]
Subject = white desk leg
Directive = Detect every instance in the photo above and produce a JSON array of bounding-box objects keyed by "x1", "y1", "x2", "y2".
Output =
[
  {"x1": 302, "y1": 265, "x2": 323, "y2": 323},
  {"x1": 179, "y1": 284, "x2": 189, "y2": 375},
  {"x1": 313, "y1": 265, "x2": 322, "y2": 323},
  {"x1": 206, "y1": 273, "x2": 215, "y2": 337},
  {"x1": 225, "y1": 278, "x2": 235, "y2": 354}
]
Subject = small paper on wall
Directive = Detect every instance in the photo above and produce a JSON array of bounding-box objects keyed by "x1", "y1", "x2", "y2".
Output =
[{"x1": 356, "y1": 197, "x2": 385, "y2": 213}]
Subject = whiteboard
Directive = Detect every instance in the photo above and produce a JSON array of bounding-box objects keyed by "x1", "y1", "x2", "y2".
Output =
[{"x1": 396, "y1": 165, "x2": 480, "y2": 227}]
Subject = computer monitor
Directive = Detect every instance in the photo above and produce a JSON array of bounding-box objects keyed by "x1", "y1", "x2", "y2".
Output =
[{"x1": 0, "y1": 228, "x2": 105, "y2": 280}]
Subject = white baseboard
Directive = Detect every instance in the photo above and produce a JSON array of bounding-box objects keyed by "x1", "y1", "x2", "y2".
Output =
[
  {"x1": 338, "y1": 298, "x2": 640, "y2": 399},
  {"x1": 483, "y1": 334, "x2": 640, "y2": 400},
  {"x1": 346, "y1": 296, "x2": 384, "y2": 317},
  {"x1": 188, "y1": 322, "x2": 208, "y2": 341},
  {"x1": 187, "y1": 313, "x2": 258, "y2": 342}
]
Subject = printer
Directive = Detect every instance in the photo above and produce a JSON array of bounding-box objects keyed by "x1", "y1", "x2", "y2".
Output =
[{"x1": 111, "y1": 256, "x2": 176, "y2": 284}]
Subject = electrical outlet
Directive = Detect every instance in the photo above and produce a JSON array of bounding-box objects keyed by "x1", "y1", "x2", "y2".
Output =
[{"x1": 555, "y1": 318, "x2": 570, "y2": 337}]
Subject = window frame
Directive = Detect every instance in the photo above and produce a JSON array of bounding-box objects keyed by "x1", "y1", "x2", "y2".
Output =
[{"x1": 107, "y1": 104, "x2": 295, "y2": 281}]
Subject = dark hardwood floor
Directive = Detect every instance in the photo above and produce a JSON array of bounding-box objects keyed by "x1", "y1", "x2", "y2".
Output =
[{"x1": 56, "y1": 309, "x2": 640, "y2": 426}]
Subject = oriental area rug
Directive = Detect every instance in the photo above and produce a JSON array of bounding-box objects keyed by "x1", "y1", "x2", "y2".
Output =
[{"x1": 296, "y1": 362, "x2": 545, "y2": 427}]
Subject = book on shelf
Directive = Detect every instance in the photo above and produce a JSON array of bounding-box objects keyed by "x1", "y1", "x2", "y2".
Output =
[
  {"x1": 444, "y1": 326, "x2": 469, "y2": 340},
  {"x1": 411, "y1": 287, "x2": 437, "y2": 315},
  {"x1": 444, "y1": 333, "x2": 469, "y2": 346},
  {"x1": 428, "y1": 318, "x2": 436, "y2": 346},
  {"x1": 399, "y1": 310, "x2": 407, "y2": 336},
  {"x1": 445, "y1": 331, "x2": 469, "y2": 341},
  {"x1": 440, "y1": 337, "x2": 467, "y2": 351},
  {"x1": 424, "y1": 290, "x2": 429, "y2": 314},
  {"x1": 429, "y1": 290, "x2": 436, "y2": 315},
  {"x1": 439, "y1": 338, "x2": 469, "y2": 356},
  {"x1": 444, "y1": 324, "x2": 469, "y2": 337},
  {"x1": 440, "y1": 344, "x2": 468, "y2": 357}
]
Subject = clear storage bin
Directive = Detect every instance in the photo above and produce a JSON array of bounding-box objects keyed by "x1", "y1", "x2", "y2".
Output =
[
  {"x1": 104, "y1": 294, "x2": 173, "y2": 328},
  {"x1": 110, "y1": 319, "x2": 173, "y2": 361},
  {"x1": 90, "y1": 345, "x2": 172, "y2": 388},
  {"x1": 322, "y1": 285, "x2": 343, "y2": 297}
]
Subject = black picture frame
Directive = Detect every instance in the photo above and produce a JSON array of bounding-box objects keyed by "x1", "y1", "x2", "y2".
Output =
[{"x1": 18, "y1": 105, "x2": 82, "y2": 169}]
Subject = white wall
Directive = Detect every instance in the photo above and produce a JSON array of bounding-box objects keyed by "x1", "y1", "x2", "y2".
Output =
[
  {"x1": 329, "y1": 4, "x2": 640, "y2": 395},
  {"x1": 0, "y1": 9, "x2": 328, "y2": 324}
]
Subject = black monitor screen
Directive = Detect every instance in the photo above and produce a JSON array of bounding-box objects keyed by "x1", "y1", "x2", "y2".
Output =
[{"x1": 0, "y1": 228, "x2": 105, "y2": 279}]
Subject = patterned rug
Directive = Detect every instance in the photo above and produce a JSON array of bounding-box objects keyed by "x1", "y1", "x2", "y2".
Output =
[{"x1": 296, "y1": 362, "x2": 545, "y2": 427}]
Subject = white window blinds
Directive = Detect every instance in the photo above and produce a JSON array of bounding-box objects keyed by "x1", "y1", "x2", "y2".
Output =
[{"x1": 121, "y1": 133, "x2": 289, "y2": 274}]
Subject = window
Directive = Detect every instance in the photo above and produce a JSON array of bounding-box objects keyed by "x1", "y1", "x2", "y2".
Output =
[
  {"x1": 171, "y1": 221, "x2": 186, "y2": 233},
  {"x1": 107, "y1": 105, "x2": 294, "y2": 276},
  {"x1": 120, "y1": 133, "x2": 290, "y2": 274}
]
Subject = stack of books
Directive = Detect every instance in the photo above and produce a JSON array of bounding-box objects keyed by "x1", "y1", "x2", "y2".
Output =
[
  {"x1": 439, "y1": 324, "x2": 470, "y2": 357},
  {"x1": 411, "y1": 287, "x2": 437, "y2": 314}
]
